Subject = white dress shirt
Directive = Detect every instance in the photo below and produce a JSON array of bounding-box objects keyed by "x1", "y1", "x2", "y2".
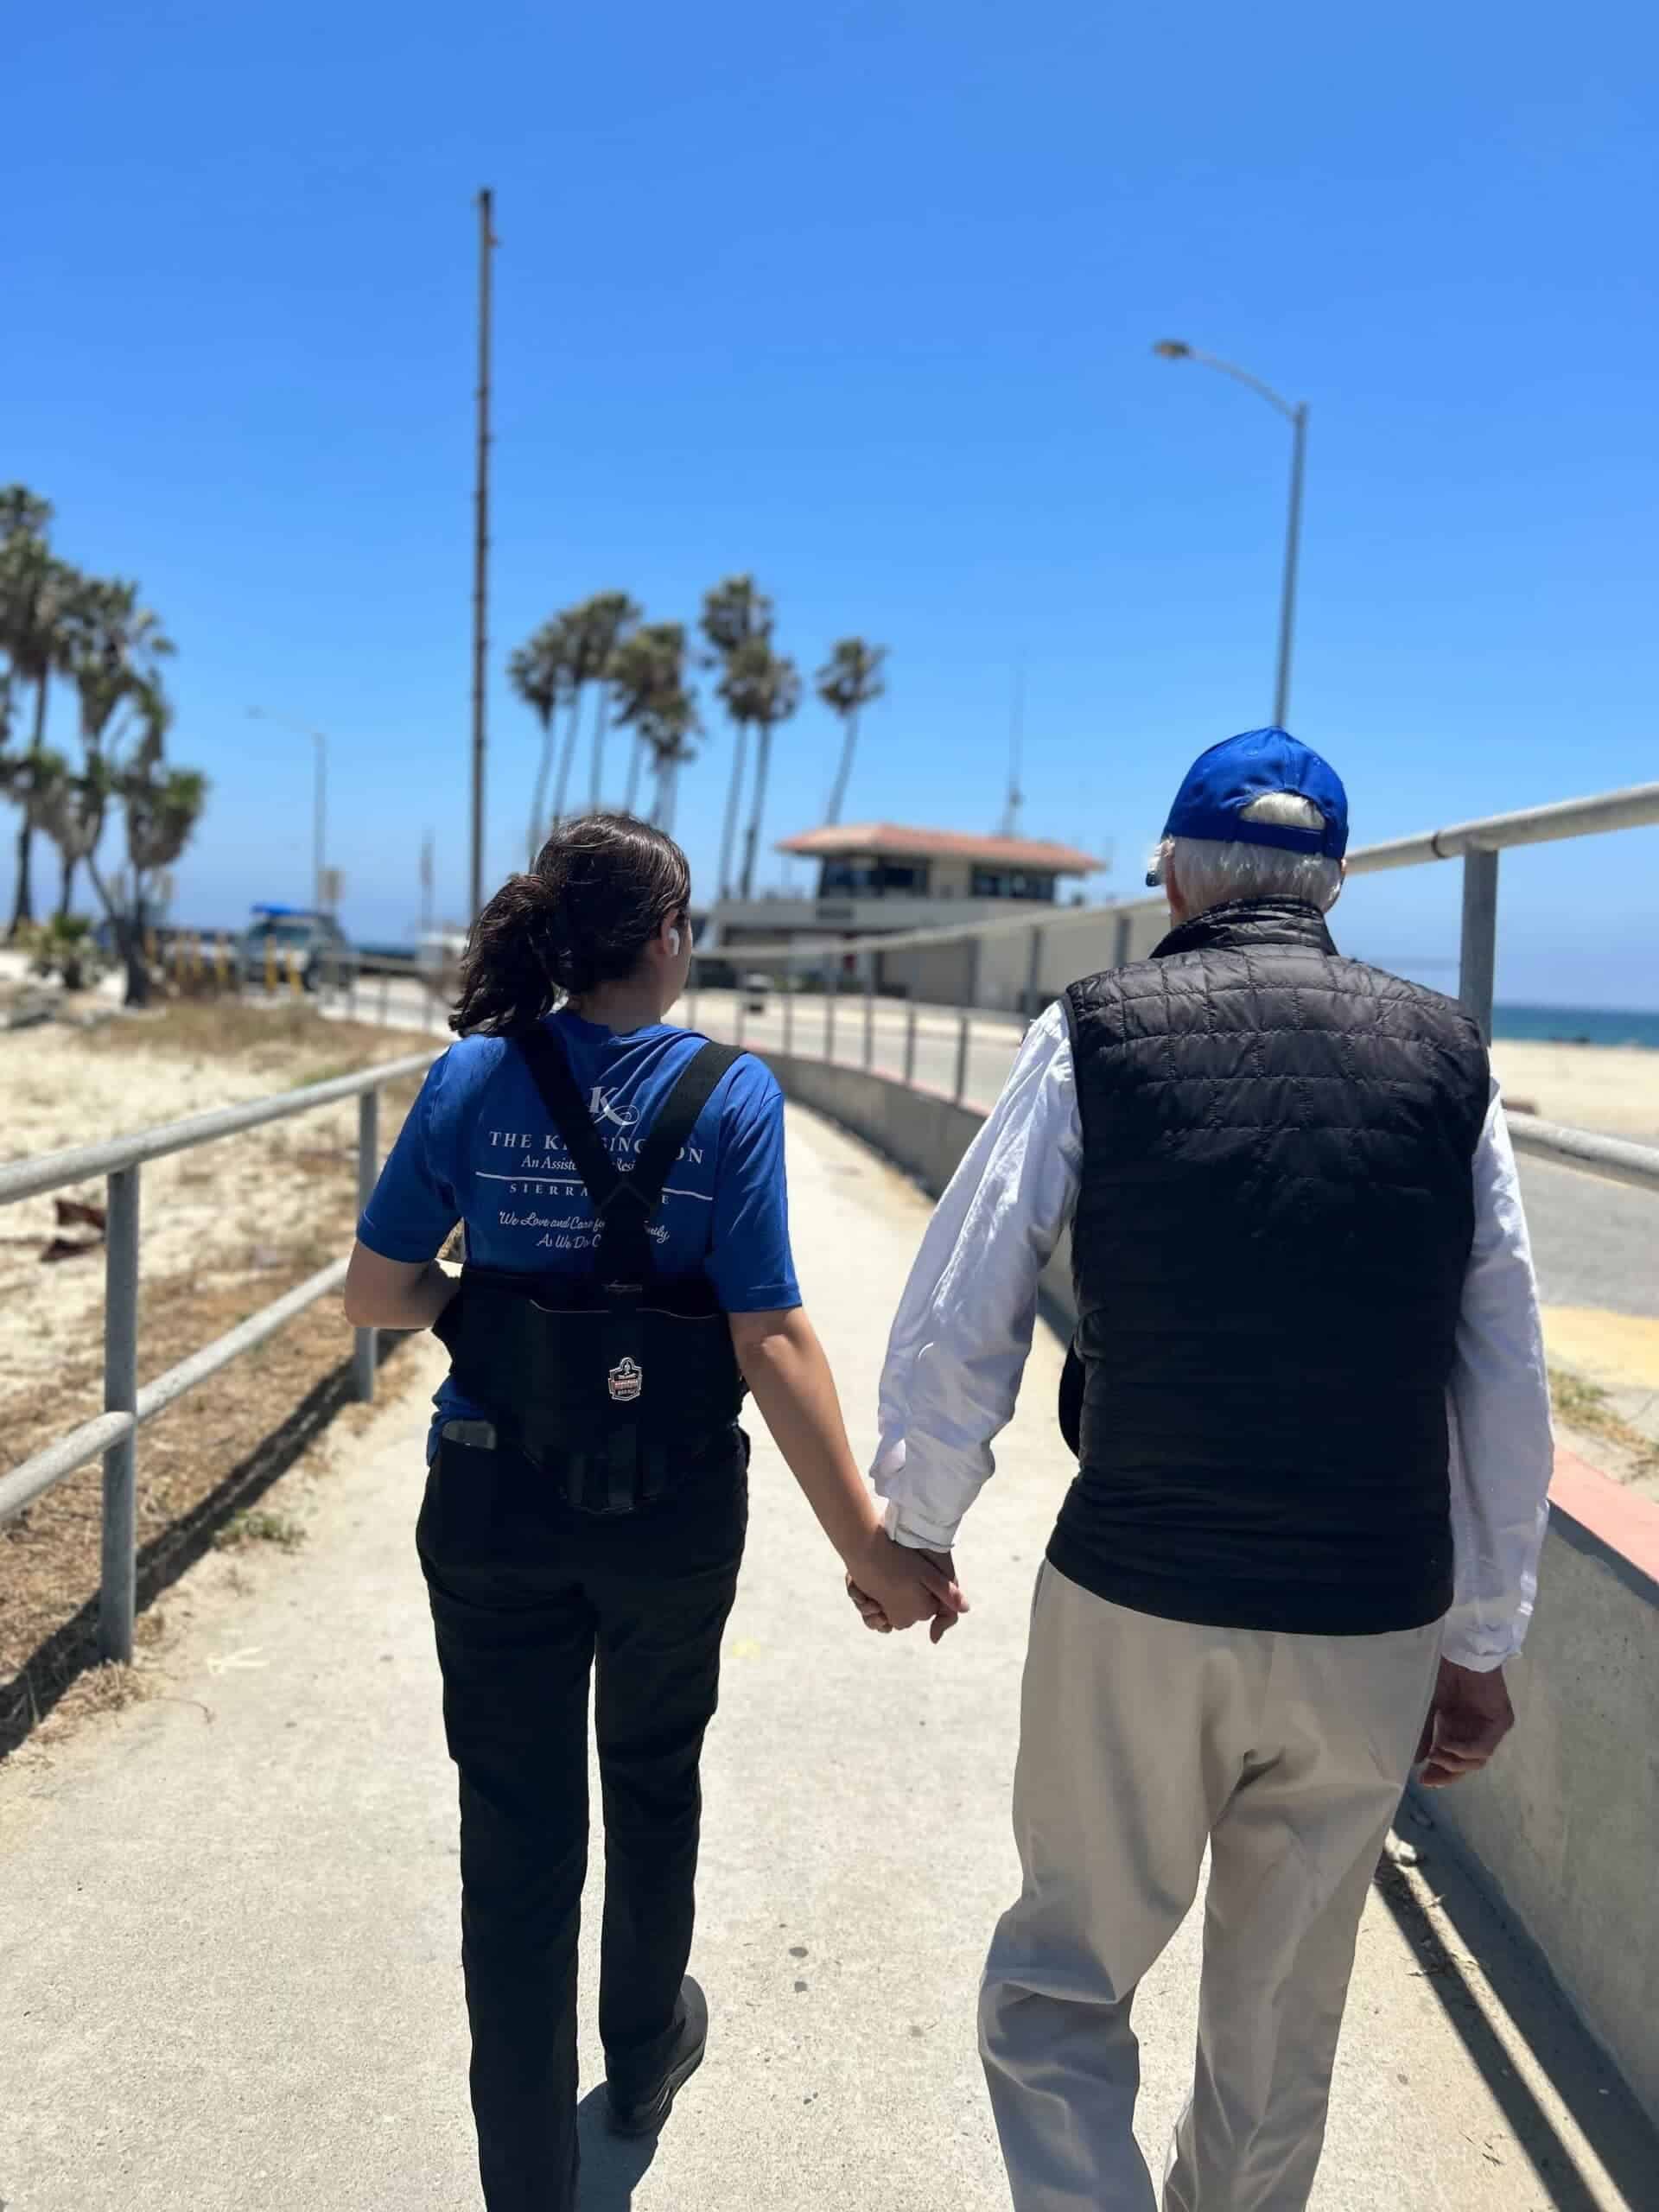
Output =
[{"x1": 872, "y1": 1001, "x2": 1555, "y2": 1672}]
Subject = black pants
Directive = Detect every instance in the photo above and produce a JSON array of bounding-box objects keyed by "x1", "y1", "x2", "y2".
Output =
[{"x1": 417, "y1": 1427, "x2": 747, "y2": 2212}]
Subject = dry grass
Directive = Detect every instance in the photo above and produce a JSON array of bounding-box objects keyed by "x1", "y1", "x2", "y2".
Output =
[{"x1": 0, "y1": 1001, "x2": 435, "y2": 1759}]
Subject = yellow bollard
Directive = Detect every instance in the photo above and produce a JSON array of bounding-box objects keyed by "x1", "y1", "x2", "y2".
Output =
[
  {"x1": 288, "y1": 946, "x2": 302, "y2": 1000},
  {"x1": 264, "y1": 937, "x2": 276, "y2": 995}
]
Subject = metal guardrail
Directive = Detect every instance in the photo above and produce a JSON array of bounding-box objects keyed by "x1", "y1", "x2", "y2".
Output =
[
  {"x1": 0, "y1": 1048, "x2": 441, "y2": 1663},
  {"x1": 1505, "y1": 1114, "x2": 1659, "y2": 1197},
  {"x1": 702, "y1": 776, "x2": 1659, "y2": 1050}
]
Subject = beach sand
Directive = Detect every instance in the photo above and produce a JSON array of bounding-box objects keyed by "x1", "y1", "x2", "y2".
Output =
[{"x1": 1491, "y1": 1039, "x2": 1659, "y2": 1146}]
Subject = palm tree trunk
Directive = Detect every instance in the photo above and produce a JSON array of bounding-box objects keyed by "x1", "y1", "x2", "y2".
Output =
[
  {"x1": 717, "y1": 720, "x2": 750, "y2": 900},
  {"x1": 623, "y1": 732, "x2": 645, "y2": 813},
  {"x1": 550, "y1": 691, "x2": 583, "y2": 825},
  {"x1": 589, "y1": 685, "x2": 610, "y2": 812},
  {"x1": 823, "y1": 706, "x2": 861, "y2": 826},
  {"x1": 7, "y1": 674, "x2": 49, "y2": 936},
  {"x1": 57, "y1": 850, "x2": 77, "y2": 920},
  {"x1": 85, "y1": 849, "x2": 149, "y2": 1008},
  {"x1": 739, "y1": 724, "x2": 775, "y2": 900},
  {"x1": 528, "y1": 710, "x2": 556, "y2": 865}
]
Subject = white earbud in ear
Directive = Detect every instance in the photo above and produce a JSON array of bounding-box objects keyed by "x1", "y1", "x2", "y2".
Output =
[{"x1": 668, "y1": 929, "x2": 681, "y2": 956}]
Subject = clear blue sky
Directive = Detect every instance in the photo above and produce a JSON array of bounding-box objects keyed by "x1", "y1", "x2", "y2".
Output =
[{"x1": 6, "y1": 0, "x2": 1656, "y2": 1005}]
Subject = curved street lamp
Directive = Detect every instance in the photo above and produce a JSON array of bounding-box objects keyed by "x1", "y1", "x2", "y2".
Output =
[{"x1": 1154, "y1": 339, "x2": 1308, "y2": 728}]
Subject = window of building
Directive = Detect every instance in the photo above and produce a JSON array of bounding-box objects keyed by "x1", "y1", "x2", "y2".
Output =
[
  {"x1": 817, "y1": 859, "x2": 930, "y2": 897},
  {"x1": 970, "y1": 869, "x2": 1058, "y2": 902}
]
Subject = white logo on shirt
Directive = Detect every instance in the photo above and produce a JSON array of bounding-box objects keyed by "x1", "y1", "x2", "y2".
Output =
[{"x1": 588, "y1": 1085, "x2": 640, "y2": 1130}]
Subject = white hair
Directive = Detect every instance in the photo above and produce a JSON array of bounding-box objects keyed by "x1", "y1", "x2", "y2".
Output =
[{"x1": 1149, "y1": 791, "x2": 1344, "y2": 918}]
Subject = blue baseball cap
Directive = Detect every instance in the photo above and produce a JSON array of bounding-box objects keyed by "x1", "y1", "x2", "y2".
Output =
[{"x1": 1146, "y1": 728, "x2": 1348, "y2": 886}]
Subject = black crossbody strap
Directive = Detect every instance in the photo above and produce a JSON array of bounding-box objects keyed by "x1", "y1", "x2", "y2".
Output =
[
  {"x1": 626, "y1": 1043, "x2": 744, "y2": 1215},
  {"x1": 512, "y1": 1025, "x2": 628, "y2": 1213}
]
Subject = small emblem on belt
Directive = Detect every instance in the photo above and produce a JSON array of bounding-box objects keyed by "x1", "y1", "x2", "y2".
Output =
[{"x1": 608, "y1": 1357, "x2": 644, "y2": 1403}]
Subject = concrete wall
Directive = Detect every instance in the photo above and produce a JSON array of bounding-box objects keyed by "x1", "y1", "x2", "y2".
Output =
[
  {"x1": 878, "y1": 901, "x2": 1170, "y2": 1013},
  {"x1": 763, "y1": 1046, "x2": 1659, "y2": 2128},
  {"x1": 1419, "y1": 1455, "x2": 1659, "y2": 2123}
]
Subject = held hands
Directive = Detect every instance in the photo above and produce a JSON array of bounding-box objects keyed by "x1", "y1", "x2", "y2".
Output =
[
  {"x1": 844, "y1": 1535, "x2": 966, "y2": 1646},
  {"x1": 1415, "y1": 1657, "x2": 1515, "y2": 1787}
]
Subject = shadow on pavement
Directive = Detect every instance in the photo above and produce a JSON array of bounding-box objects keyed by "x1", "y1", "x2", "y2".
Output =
[
  {"x1": 1376, "y1": 1803, "x2": 1659, "y2": 2209},
  {"x1": 575, "y1": 2090, "x2": 659, "y2": 2210},
  {"x1": 0, "y1": 1332, "x2": 415, "y2": 1761}
]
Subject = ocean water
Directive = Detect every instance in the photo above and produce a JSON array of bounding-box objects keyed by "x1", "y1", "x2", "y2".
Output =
[{"x1": 1493, "y1": 1003, "x2": 1659, "y2": 1050}]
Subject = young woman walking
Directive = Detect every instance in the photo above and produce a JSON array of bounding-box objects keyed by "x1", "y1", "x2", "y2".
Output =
[{"x1": 343, "y1": 813, "x2": 961, "y2": 2211}]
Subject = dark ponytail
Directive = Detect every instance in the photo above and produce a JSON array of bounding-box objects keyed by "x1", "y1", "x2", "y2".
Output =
[{"x1": 452, "y1": 813, "x2": 691, "y2": 1037}]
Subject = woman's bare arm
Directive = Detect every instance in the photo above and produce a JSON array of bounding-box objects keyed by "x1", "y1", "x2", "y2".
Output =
[
  {"x1": 343, "y1": 1243, "x2": 459, "y2": 1331},
  {"x1": 729, "y1": 1306, "x2": 967, "y2": 1637}
]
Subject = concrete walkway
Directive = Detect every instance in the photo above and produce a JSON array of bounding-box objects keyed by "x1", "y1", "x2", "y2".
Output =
[{"x1": 1, "y1": 1104, "x2": 1650, "y2": 2211}]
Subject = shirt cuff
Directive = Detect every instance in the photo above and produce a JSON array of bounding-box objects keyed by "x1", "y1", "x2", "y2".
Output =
[
  {"x1": 1440, "y1": 1604, "x2": 1524, "y2": 1672},
  {"x1": 870, "y1": 1434, "x2": 971, "y2": 1551},
  {"x1": 882, "y1": 1497, "x2": 959, "y2": 1552}
]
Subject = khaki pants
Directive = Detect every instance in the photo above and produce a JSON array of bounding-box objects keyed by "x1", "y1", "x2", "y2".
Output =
[{"x1": 980, "y1": 1564, "x2": 1442, "y2": 2212}]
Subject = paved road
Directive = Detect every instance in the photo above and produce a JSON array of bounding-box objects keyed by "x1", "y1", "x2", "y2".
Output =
[{"x1": 2, "y1": 1103, "x2": 1648, "y2": 2211}]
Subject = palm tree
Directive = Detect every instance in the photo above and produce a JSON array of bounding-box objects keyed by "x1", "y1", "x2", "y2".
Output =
[
  {"x1": 83, "y1": 683, "x2": 210, "y2": 1007},
  {"x1": 577, "y1": 591, "x2": 640, "y2": 809},
  {"x1": 612, "y1": 623, "x2": 697, "y2": 829},
  {"x1": 507, "y1": 619, "x2": 569, "y2": 865},
  {"x1": 58, "y1": 577, "x2": 174, "y2": 913},
  {"x1": 0, "y1": 487, "x2": 79, "y2": 934},
  {"x1": 698, "y1": 575, "x2": 774, "y2": 899},
  {"x1": 721, "y1": 640, "x2": 802, "y2": 900},
  {"x1": 645, "y1": 695, "x2": 700, "y2": 835},
  {"x1": 817, "y1": 637, "x2": 888, "y2": 826}
]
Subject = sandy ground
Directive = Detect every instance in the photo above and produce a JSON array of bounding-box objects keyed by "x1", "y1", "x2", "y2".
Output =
[
  {"x1": 0, "y1": 1007, "x2": 424, "y2": 1402},
  {"x1": 1489, "y1": 1039, "x2": 1659, "y2": 1144},
  {"x1": 0, "y1": 1000, "x2": 437, "y2": 1753}
]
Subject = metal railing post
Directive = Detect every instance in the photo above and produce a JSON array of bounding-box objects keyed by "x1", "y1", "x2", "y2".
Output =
[
  {"x1": 954, "y1": 1012, "x2": 971, "y2": 1103},
  {"x1": 1024, "y1": 925, "x2": 1045, "y2": 1028},
  {"x1": 735, "y1": 984, "x2": 747, "y2": 1049},
  {"x1": 826, "y1": 966, "x2": 839, "y2": 1061},
  {"x1": 1114, "y1": 912, "x2": 1133, "y2": 967},
  {"x1": 687, "y1": 957, "x2": 700, "y2": 1034},
  {"x1": 863, "y1": 973, "x2": 875, "y2": 1069},
  {"x1": 1459, "y1": 848, "x2": 1500, "y2": 1046},
  {"x1": 100, "y1": 1166, "x2": 141, "y2": 1663},
  {"x1": 904, "y1": 999, "x2": 918, "y2": 1086},
  {"x1": 783, "y1": 960, "x2": 794, "y2": 1055},
  {"x1": 354, "y1": 1090, "x2": 380, "y2": 1401}
]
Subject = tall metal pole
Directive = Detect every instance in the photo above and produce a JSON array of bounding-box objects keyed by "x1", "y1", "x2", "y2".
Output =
[
  {"x1": 1274, "y1": 404, "x2": 1308, "y2": 729},
  {"x1": 469, "y1": 188, "x2": 497, "y2": 922}
]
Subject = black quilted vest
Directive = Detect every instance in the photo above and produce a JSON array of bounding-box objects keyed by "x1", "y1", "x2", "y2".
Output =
[{"x1": 1050, "y1": 898, "x2": 1491, "y2": 1636}]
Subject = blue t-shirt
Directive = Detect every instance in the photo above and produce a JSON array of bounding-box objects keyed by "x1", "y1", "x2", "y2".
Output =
[{"x1": 357, "y1": 1009, "x2": 800, "y2": 1451}]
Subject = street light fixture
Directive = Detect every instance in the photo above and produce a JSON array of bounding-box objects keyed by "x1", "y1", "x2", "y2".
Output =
[
  {"x1": 1154, "y1": 338, "x2": 1308, "y2": 728},
  {"x1": 247, "y1": 707, "x2": 329, "y2": 914}
]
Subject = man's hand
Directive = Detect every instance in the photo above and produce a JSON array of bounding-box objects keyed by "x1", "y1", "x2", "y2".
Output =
[
  {"x1": 845, "y1": 1544, "x2": 965, "y2": 1645},
  {"x1": 1415, "y1": 1658, "x2": 1515, "y2": 1787}
]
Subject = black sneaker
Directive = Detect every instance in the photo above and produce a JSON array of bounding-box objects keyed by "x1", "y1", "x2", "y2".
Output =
[{"x1": 606, "y1": 1976, "x2": 709, "y2": 2138}]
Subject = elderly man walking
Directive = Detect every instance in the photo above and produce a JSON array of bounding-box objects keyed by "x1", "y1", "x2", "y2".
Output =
[{"x1": 867, "y1": 731, "x2": 1554, "y2": 2210}]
